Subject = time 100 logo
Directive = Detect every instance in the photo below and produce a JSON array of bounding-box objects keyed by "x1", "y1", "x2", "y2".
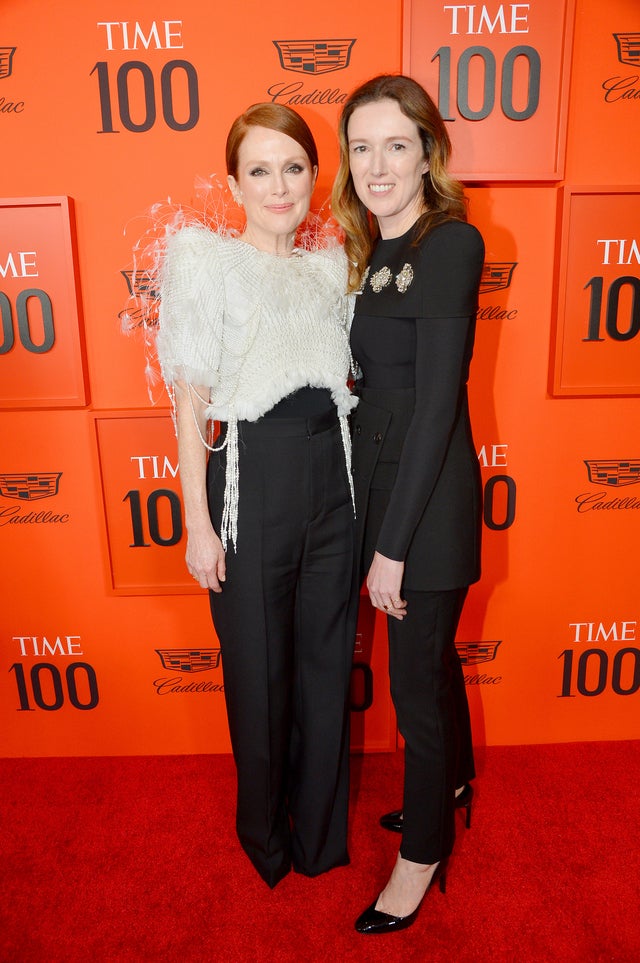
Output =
[
  {"x1": 9, "y1": 636, "x2": 99, "y2": 712},
  {"x1": 558, "y1": 622, "x2": 640, "y2": 698},
  {"x1": 430, "y1": 5, "x2": 542, "y2": 123},
  {"x1": 92, "y1": 20, "x2": 199, "y2": 134}
]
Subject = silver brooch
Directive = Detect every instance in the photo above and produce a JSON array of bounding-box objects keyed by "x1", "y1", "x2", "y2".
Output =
[
  {"x1": 395, "y1": 263, "x2": 414, "y2": 293},
  {"x1": 369, "y1": 266, "x2": 392, "y2": 292}
]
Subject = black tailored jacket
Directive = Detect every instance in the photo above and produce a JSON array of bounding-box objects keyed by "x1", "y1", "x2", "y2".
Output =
[{"x1": 350, "y1": 219, "x2": 484, "y2": 593}]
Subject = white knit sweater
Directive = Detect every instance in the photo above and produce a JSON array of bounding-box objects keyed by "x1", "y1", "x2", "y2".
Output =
[{"x1": 157, "y1": 226, "x2": 357, "y2": 548}]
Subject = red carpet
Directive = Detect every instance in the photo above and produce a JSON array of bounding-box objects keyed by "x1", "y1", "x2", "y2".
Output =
[{"x1": 2, "y1": 742, "x2": 640, "y2": 962}]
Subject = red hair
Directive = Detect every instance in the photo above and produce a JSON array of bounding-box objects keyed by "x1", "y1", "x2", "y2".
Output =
[{"x1": 226, "y1": 103, "x2": 318, "y2": 177}]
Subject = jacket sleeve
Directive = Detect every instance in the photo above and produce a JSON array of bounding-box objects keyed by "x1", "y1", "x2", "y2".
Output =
[{"x1": 375, "y1": 222, "x2": 484, "y2": 560}]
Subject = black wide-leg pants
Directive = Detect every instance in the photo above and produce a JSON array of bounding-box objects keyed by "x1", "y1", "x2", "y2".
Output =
[{"x1": 207, "y1": 412, "x2": 356, "y2": 888}]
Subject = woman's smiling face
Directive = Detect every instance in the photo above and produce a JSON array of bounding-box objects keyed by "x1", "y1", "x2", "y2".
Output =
[
  {"x1": 347, "y1": 98, "x2": 429, "y2": 239},
  {"x1": 228, "y1": 125, "x2": 317, "y2": 254}
]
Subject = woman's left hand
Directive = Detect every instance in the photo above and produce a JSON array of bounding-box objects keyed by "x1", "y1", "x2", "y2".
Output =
[{"x1": 366, "y1": 551, "x2": 407, "y2": 620}]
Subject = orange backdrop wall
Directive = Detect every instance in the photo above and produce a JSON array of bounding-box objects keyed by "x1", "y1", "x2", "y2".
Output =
[{"x1": 2, "y1": 0, "x2": 639, "y2": 758}]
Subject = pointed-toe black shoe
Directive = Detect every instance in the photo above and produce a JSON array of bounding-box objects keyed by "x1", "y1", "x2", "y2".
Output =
[
  {"x1": 354, "y1": 860, "x2": 447, "y2": 934},
  {"x1": 380, "y1": 784, "x2": 474, "y2": 834},
  {"x1": 355, "y1": 900, "x2": 420, "y2": 934},
  {"x1": 379, "y1": 809, "x2": 403, "y2": 833}
]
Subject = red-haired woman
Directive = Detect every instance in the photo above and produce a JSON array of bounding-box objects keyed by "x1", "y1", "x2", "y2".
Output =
[{"x1": 158, "y1": 103, "x2": 357, "y2": 889}]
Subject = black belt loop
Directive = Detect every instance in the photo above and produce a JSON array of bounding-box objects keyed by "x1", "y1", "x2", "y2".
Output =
[{"x1": 304, "y1": 408, "x2": 339, "y2": 436}]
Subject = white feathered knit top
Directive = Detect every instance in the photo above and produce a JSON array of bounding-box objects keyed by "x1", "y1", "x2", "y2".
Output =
[{"x1": 157, "y1": 225, "x2": 357, "y2": 549}]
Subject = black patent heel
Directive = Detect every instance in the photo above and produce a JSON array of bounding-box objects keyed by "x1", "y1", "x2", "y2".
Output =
[
  {"x1": 355, "y1": 857, "x2": 449, "y2": 934},
  {"x1": 456, "y1": 782, "x2": 473, "y2": 829},
  {"x1": 379, "y1": 783, "x2": 474, "y2": 834}
]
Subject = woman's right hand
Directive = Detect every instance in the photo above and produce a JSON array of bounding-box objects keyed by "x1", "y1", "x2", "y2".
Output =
[
  {"x1": 186, "y1": 524, "x2": 226, "y2": 592},
  {"x1": 366, "y1": 551, "x2": 407, "y2": 621}
]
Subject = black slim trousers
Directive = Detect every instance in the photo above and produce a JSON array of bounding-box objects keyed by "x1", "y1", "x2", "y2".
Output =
[
  {"x1": 388, "y1": 587, "x2": 471, "y2": 864},
  {"x1": 361, "y1": 486, "x2": 475, "y2": 865},
  {"x1": 207, "y1": 412, "x2": 357, "y2": 888}
]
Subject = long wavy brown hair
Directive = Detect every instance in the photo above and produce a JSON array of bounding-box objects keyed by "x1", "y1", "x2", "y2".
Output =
[{"x1": 331, "y1": 75, "x2": 467, "y2": 291}]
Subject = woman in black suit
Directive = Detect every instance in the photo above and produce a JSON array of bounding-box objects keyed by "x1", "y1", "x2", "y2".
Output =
[{"x1": 332, "y1": 74, "x2": 484, "y2": 934}]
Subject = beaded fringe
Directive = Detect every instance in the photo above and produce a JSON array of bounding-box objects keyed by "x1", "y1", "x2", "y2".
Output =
[
  {"x1": 339, "y1": 414, "x2": 356, "y2": 516},
  {"x1": 184, "y1": 383, "x2": 239, "y2": 552},
  {"x1": 220, "y1": 416, "x2": 239, "y2": 552}
]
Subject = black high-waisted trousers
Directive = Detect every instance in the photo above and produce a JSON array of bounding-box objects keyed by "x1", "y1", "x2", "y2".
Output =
[{"x1": 207, "y1": 410, "x2": 356, "y2": 887}]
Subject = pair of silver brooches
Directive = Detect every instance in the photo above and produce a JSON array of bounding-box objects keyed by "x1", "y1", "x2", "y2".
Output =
[{"x1": 361, "y1": 263, "x2": 414, "y2": 294}]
